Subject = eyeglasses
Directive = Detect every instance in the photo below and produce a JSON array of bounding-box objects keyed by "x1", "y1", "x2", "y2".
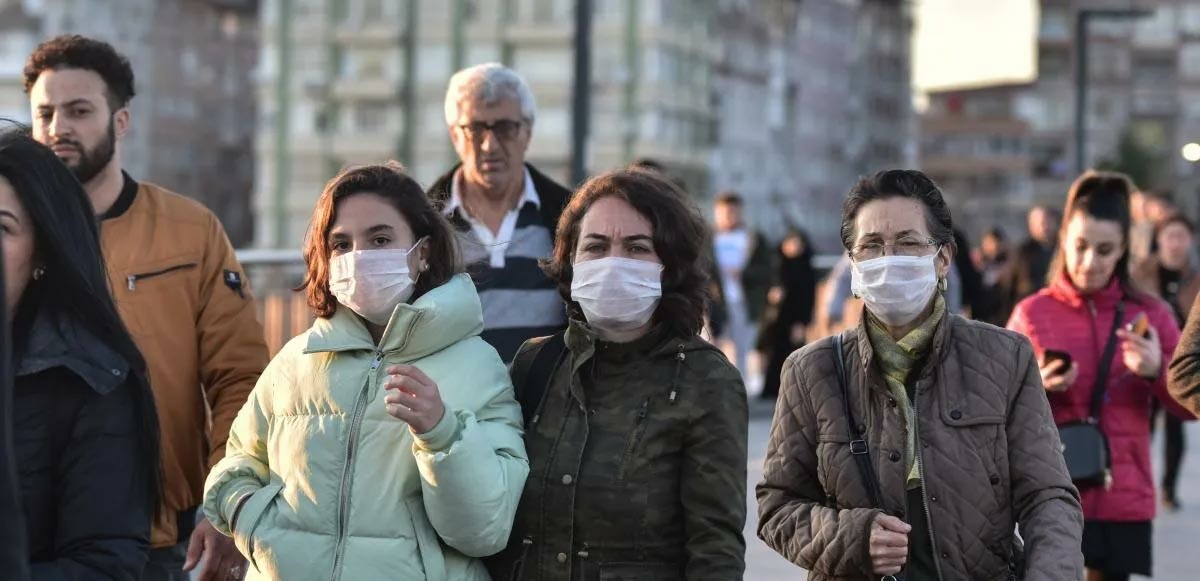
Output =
[
  {"x1": 850, "y1": 236, "x2": 940, "y2": 261},
  {"x1": 456, "y1": 119, "x2": 524, "y2": 142}
]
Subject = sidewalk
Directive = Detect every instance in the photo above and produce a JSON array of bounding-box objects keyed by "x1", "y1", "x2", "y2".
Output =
[{"x1": 744, "y1": 398, "x2": 1200, "y2": 580}]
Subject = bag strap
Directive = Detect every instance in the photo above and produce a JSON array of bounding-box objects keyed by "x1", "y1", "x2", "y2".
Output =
[
  {"x1": 1088, "y1": 300, "x2": 1125, "y2": 421},
  {"x1": 516, "y1": 332, "x2": 567, "y2": 428},
  {"x1": 833, "y1": 333, "x2": 884, "y2": 509}
]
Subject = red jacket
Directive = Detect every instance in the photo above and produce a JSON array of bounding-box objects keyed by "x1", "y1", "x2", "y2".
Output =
[{"x1": 1008, "y1": 275, "x2": 1189, "y2": 522}]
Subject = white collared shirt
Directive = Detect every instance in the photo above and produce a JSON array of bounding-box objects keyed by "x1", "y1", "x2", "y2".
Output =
[{"x1": 444, "y1": 167, "x2": 541, "y2": 268}]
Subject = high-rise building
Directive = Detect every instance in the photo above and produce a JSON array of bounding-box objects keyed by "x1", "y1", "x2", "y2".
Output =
[
  {"x1": 921, "y1": 82, "x2": 1037, "y2": 239},
  {"x1": 1032, "y1": 0, "x2": 1200, "y2": 211},
  {"x1": 255, "y1": 0, "x2": 721, "y2": 249},
  {"x1": 13, "y1": 0, "x2": 260, "y2": 245}
]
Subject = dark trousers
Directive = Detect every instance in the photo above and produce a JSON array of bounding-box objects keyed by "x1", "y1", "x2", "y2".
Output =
[
  {"x1": 1152, "y1": 404, "x2": 1187, "y2": 500},
  {"x1": 141, "y1": 543, "x2": 188, "y2": 581},
  {"x1": 140, "y1": 508, "x2": 198, "y2": 581},
  {"x1": 1162, "y1": 413, "x2": 1186, "y2": 500}
]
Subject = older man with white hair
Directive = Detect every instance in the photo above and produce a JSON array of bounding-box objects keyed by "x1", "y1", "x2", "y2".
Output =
[{"x1": 428, "y1": 63, "x2": 570, "y2": 362}]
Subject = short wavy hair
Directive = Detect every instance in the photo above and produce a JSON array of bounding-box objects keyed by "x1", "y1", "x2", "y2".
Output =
[
  {"x1": 443, "y1": 63, "x2": 537, "y2": 126},
  {"x1": 24, "y1": 35, "x2": 136, "y2": 111},
  {"x1": 299, "y1": 162, "x2": 462, "y2": 318},
  {"x1": 543, "y1": 168, "x2": 712, "y2": 338}
]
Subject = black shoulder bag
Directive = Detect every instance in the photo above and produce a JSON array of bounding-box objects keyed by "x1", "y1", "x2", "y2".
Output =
[
  {"x1": 514, "y1": 332, "x2": 567, "y2": 428},
  {"x1": 1057, "y1": 300, "x2": 1124, "y2": 489},
  {"x1": 832, "y1": 333, "x2": 885, "y2": 508}
]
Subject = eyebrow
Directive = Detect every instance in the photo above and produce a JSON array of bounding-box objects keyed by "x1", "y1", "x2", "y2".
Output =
[
  {"x1": 582, "y1": 233, "x2": 653, "y2": 243},
  {"x1": 37, "y1": 99, "x2": 93, "y2": 111},
  {"x1": 860, "y1": 229, "x2": 921, "y2": 239}
]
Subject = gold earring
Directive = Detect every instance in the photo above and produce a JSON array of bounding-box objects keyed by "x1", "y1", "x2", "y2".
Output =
[{"x1": 938, "y1": 277, "x2": 948, "y2": 292}]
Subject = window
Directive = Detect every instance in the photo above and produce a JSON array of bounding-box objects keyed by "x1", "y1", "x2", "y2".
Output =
[
  {"x1": 1185, "y1": 5, "x2": 1200, "y2": 35},
  {"x1": 355, "y1": 101, "x2": 390, "y2": 133},
  {"x1": 1182, "y1": 44, "x2": 1200, "y2": 80},
  {"x1": 1040, "y1": 7, "x2": 1069, "y2": 41}
]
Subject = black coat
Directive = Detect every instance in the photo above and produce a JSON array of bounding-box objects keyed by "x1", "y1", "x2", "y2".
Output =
[
  {"x1": 0, "y1": 249, "x2": 29, "y2": 581},
  {"x1": 14, "y1": 309, "x2": 155, "y2": 580}
]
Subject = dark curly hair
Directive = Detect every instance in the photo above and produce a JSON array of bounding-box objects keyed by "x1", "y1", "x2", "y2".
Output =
[
  {"x1": 23, "y1": 35, "x2": 136, "y2": 111},
  {"x1": 543, "y1": 168, "x2": 712, "y2": 338},
  {"x1": 840, "y1": 169, "x2": 956, "y2": 255},
  {"x1": 299, "y1": 162, "x2": 462, "y2": 318}
]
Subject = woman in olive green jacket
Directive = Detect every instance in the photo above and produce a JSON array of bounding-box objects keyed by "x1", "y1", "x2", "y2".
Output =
[
  {"x1": 204, "y1": 164, "x2": 528, "y2": 581},
  {"x1": 487, "y1": 168, "x2": 749, "y2": 581}
]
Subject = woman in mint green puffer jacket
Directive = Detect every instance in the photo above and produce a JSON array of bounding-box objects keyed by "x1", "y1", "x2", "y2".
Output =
[{"x1": 203, "y1": 164, "x2": 528, "y2": 581}]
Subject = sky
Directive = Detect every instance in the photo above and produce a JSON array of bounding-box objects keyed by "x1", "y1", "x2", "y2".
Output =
[{"x1": 912, "y1": 0, "x2": 1038, "y2": 93}]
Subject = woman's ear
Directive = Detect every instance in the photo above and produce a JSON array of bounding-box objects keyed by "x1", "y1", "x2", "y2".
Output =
[{"x1": 936, "y1": 244, "x2": 954, "y2": 278}]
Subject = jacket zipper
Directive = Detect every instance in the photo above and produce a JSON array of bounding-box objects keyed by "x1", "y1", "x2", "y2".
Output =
[
  {"x1": 126, "y1": 262, "x2": 198, "y2": 290},
  {"x1": 329, "y1": 350, "x2": 385, "y2": 581},
  {"x1": 911, "y1": 383, "x2": 945, "y2": 581},
  {"x1": 617, "y1": 399, "x2": 651, "y2": 480}
]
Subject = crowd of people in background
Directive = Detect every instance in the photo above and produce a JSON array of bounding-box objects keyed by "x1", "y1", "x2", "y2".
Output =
[{"x1": 3, "y1": 32, "x2": 1200, "y2": 581}]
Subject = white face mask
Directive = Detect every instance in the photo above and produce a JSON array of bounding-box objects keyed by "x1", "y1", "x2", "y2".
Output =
[
  {"x1": 850, "y1": 253, "x2": 939, "y2": 327},
  {"x1": 328, "y1": 239, "x2": 424, "y2": 326},
  {"x1": 571, "y1": 257, "x2": 664, "y2": 334}
]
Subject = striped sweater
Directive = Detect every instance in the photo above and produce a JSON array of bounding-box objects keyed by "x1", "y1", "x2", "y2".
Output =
[{"x1": 428, "y1": 164, "x2": 570, "y2": 362}]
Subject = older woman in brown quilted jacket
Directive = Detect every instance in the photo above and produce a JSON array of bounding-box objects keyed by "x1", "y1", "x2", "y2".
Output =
[{"x1": 757, "y1": 170, "x2": 1084, "y2": 581}]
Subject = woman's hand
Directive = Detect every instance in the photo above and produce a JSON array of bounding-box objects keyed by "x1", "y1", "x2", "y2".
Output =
[
  {"x1": 869, "y1": 514, "x2": 911, "y2": 576},
  {"x1": 1039, "y1": 358, "x2": 1078, "y2": 393},
  {"x1": 383, "y1": 364, "x2": 446, "y2": 435},
  {"x1": 1117, "y1": 326, "x2": 1162, "y2": 379}
]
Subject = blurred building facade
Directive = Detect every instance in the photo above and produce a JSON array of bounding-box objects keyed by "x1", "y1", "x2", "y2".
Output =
[
  {"x1": 1032, "y1": 0, "x2": 1200, "y2": 212},
  {"x1": 255, "y1": 0, "x2": 723, "y2": 248},
  {"x1": 0, "y1": 0, "x2": 260, "y2": 246},
  {"x1": 921, "y1": 83, "x2": 1036, "y2": 241}
]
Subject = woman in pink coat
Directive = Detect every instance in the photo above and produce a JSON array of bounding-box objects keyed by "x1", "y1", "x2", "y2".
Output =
[{"x1": 1008, "y1": 171, "x2": 1191, "y2": 581}]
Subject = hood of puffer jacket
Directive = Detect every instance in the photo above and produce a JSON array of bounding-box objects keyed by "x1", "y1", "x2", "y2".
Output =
[{"x1": 305, "y1": 273, "x2": 483, "y2": 359}]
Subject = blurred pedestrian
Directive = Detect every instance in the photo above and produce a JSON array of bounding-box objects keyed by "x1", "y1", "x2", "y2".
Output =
[
  {"x1": 427, "y1": 63, "x2": 569, "y2": 363},
  {"x1": 487, "y1": 168, "x2": 748, "y2": 579},
  {"x1": 204, "y1": 164, "x2": 528, "y2": 580},
  {"x1": 712, "y1": 191, "x2": 773, "y2": 375},
  {"x1": 1002, "y1": 205, "x2": 1060, "y2": 319},
  {"x1": 974, "y1": 226, "x2": 1011, "y2": 288},
  {"x1": 972, "y1": 226, "x2": 1013, "y2": 325},
  {"x1": 1008, "y1": 171, "x2": 1191, "y2": 581},
  {"x1": 759, "y1": 169, "x2": 1082, "y2": 580},
  {"x1": 2, "y1": 126, "x2": 160, "y2": 577},
  {"x1": 1135, "y1": 214, "x2": 1198, "y2": 511},
  {"x1": 757, "y1": 228, "x2": 816, "y2": 400},
  {"x1": 24, "y1": 35, "x2": 267, "y2": 581}
]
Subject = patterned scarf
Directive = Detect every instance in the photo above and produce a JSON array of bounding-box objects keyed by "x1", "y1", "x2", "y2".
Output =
[{"x1": 865, "y1": 295, "x2": 946, "y2": 489}]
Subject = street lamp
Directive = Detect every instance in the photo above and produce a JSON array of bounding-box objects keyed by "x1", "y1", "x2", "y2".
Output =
[{"x1": 1074, "y1": 8, "x2": 1154, "y2": 175}]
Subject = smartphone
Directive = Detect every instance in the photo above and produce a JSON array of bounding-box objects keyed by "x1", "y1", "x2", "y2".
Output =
[
  {"x1": 1043, "y1": 349, "x2": 1072, "y2": 374},
  {"x1": 1127, "y1": 313, "x2": 1151, "y2": 339}
]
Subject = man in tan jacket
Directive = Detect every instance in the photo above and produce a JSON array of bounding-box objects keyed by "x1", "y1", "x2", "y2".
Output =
[{"x1": 24, "y1": 35, "x2": 267, "y2": 581}]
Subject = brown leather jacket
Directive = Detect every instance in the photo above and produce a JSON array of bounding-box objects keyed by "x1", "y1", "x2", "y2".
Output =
[
  {"x1": 101, "y1": 177, "x2": 268, "y2": 547},
  {"x1": 757, "y1": 314, "x2": 1083, "y2": 580}
]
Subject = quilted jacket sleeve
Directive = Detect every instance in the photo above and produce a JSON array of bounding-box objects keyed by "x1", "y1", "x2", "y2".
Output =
[
  {"x1": 412, "y1": 346, "x2": 530, "y2": 558},
  {"x1": 202, "y1": 362, "x2": 276, "y2": 537},
  {"x1": 1007, "y1": 339, "x2": 1085, "y2": 580},
  {"x1": 757, "y1": 349, "x2": 880, "y2": 577},
  {"x1": 1169, "y1": 292, "x2": 1200, "y2": 417}
]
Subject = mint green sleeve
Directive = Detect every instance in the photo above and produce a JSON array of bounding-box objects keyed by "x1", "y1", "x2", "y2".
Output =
[
  {"x1": 411, "y1": 349, "x2": 530, "y2": 558},
  {"x1": 202, "y1": 362, "x2": 276, "y2": 536}
]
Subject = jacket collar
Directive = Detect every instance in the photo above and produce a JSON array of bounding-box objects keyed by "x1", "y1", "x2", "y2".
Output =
[
  {"x1": 304, "y1": 274, "x2": 484, "y2": 359},
  {"x1": 15, "y1": 306, "x2": 131, "y2": 395},
  {"x1": 428, "y1": 162, "x2": 571, "y2": 235},
  {"x1": 1047, "y1": 271, "x2": 1124, "y2": 310}
]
